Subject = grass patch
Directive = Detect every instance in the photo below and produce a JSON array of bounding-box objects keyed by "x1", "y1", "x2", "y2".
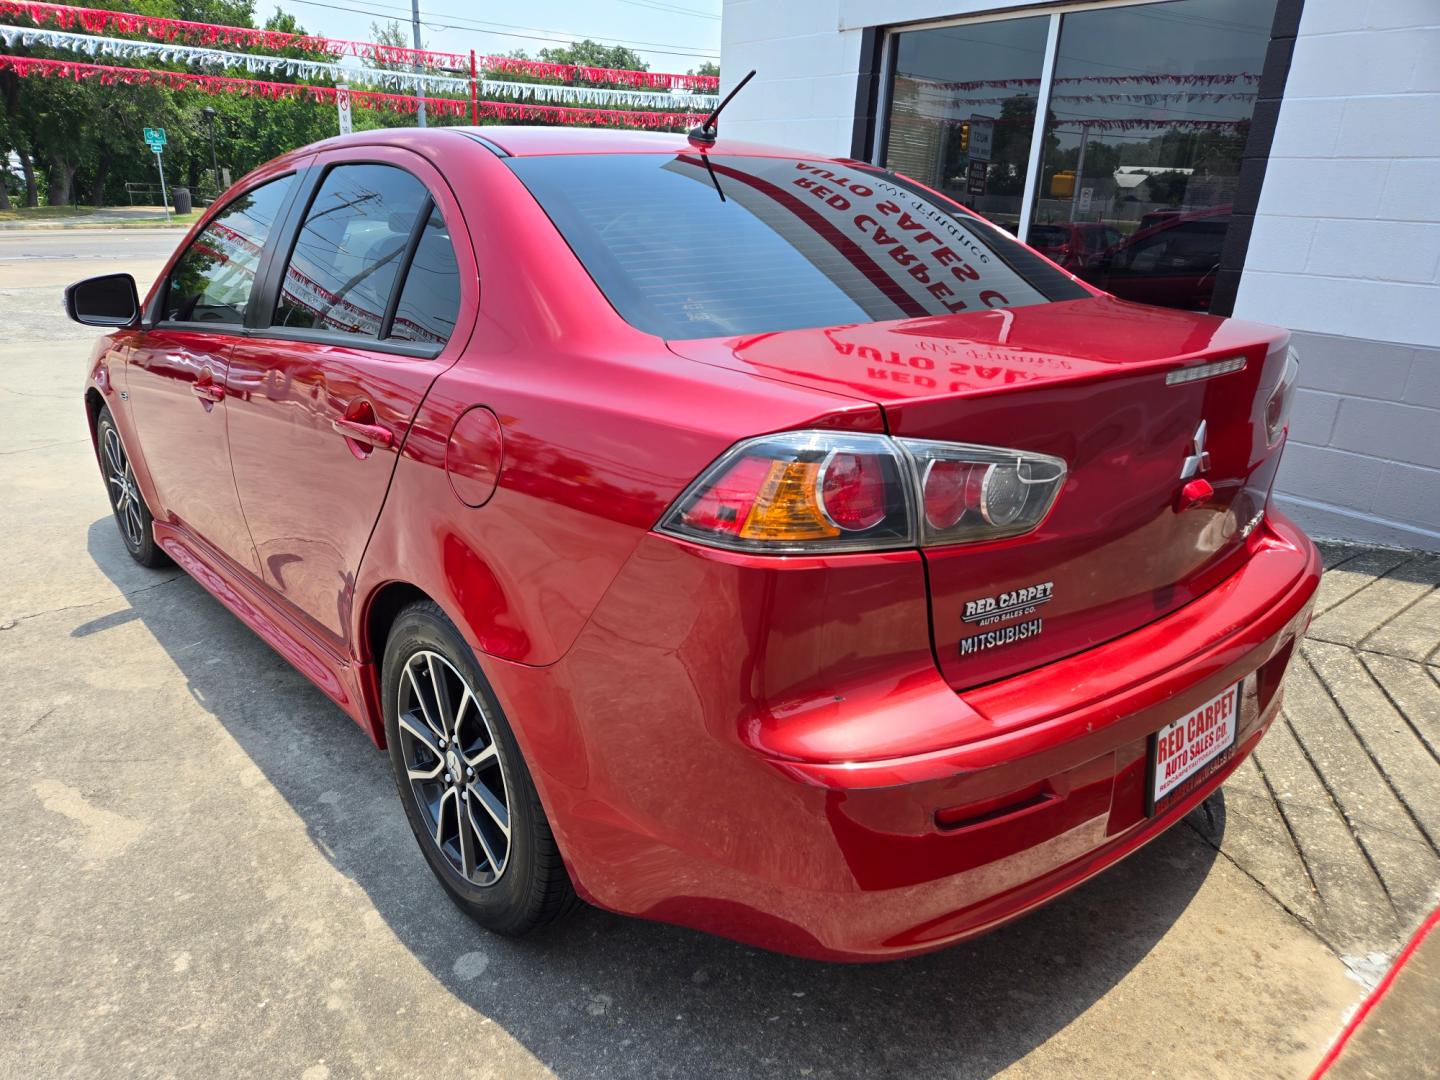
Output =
[
  {"x1": 0, "y1": 204, "x2": 95, "y2": 221},
  {"x1": 0, "y1": 205, "x2": 202, "y2": 228}
]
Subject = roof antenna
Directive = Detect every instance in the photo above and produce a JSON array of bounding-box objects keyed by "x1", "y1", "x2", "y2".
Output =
[{"x1": 688, "y1": 69, "x2": 756, "y2": 147}]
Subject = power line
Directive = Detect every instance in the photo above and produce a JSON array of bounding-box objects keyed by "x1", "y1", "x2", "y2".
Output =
[
  {"x1": 611, "y1": 0, "x2": 720, "y2": 20},
  {"x1": 424, "y1": 9, "x2": 722, "y2": 54}
]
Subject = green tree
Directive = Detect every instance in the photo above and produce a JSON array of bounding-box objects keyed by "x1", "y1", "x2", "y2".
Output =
[
  {"x1": 689, "y1": 61, "x2": 719, "y2": 79},
  {"x1": 536, "y1": 39, "x2": 648, "y2": 73},
  {"x1": 367, "y1": 19, "x2": 417, "y2": 72},
  {"x1": 1, "y1": 4, "x2": 691, "y2": 207}
]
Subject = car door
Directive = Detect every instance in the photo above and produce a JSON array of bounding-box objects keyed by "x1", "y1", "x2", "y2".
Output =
[
  {"x1": 224, "y1": 149, "x2": 471, "y2": 655},
  {"x1": 1096, "y1": 218, "x2": 1226, "y2": 310},
  {"x1": 124, "y1": 171, "x2": 301, "y2": 574}
]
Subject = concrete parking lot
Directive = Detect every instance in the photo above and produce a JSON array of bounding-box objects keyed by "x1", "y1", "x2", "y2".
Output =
[{"x1": 1, "y1": 229, "x2": 1436, "y2": 1078}]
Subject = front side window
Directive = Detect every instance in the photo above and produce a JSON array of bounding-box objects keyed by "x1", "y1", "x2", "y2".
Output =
[
  {"x1": 163, "y1": 175, "x2": 293, "y2": 324},
  {"x1": 509, "y1": 153, "x2": 1085, "y2": 340},
  {"x1": 274, "y1": 164, "x2": 432, "y2": 338}
]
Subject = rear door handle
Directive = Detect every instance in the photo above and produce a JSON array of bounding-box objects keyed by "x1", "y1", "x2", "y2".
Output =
[
  {"x1": 331, "y1": 417, "x2": 394, "y2": 450},
  {"x1": 192, "y1": 382, "x2": 225, "y2": 403}
]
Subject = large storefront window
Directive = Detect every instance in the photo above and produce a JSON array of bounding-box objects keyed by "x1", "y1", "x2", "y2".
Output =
[
  {"x1": 883, "y1": 16, "x2": 1050, "y2": 234},
  {"x1": 881, "y1": 0, "x2": 1277, "y2": 312},
  {"x1": 1035, "y1": 0, "x2": 1274, "y2": 310}
]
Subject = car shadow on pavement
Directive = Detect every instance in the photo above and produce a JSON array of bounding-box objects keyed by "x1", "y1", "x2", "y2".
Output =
[{"x1": 85, "y1": 517, "x2": 1224, "y2": 1080}]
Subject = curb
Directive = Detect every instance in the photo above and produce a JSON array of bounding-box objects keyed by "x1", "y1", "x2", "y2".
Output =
[{"x1": 1310, "y1": 904, "x2": 1440, "y2": 1078}]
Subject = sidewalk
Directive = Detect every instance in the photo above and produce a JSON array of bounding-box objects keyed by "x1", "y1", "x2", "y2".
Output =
[
  {"x1": 1323, "y1": 909, "x2": 1440, "y2": 1079},
  {"x1": 0, "y1": 205, "x2": 194, "y2": 229},
  {"x1": 1181, "y1": 538, "x2": 1440, "y2": 1073}
]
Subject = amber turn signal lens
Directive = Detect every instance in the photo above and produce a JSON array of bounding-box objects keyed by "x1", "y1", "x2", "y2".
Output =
[{"x1": 740, "y1": 460, "x2": 839, "y2": 541}]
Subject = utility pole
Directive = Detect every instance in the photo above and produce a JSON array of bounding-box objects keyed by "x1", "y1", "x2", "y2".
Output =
[
  {"x1": 154, "y1": 149, "x2": 170, "y2": 224},
  {"x1": 1068, "y1": 122, "x2": 1090, "y2": 223},
  {"x1": 201, "y1": 107, "x2": 219, "y2": 196},
  {"x1": 410, "y1": 0, "x2": 427, "y2": 128}
]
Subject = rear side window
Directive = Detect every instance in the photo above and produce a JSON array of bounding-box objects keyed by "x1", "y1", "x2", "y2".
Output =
[
  {"x1": 388, "y1": 206, "x2": 461, "y2": 345},
  {"x1": 164, "y1": 175, "x2": 293, "y2": 324},
  {"x1": 508, "y1": 154, "x2": 1086, "y2": 339},
  {"x1": 274, "y1": 164, "x2": 432, "y2": 338}
]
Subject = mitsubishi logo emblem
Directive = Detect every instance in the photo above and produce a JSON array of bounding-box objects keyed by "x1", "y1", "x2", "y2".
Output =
[{"x1": 1180, "y1": 420, "x2": 1212, "y2": 479}]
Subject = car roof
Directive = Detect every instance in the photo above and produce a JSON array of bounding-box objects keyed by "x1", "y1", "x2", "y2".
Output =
[
  {"x1": 275, "y1": 125, "x2": 842, "y2": 163},
  {"x1": 456, "y1": 126, "x2": 827, "y2": 159}
]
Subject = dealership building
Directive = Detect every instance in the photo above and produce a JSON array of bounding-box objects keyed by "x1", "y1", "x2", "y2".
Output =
[{"x1": 720, "y1": 0, "x2": 1439, "y2": 550}]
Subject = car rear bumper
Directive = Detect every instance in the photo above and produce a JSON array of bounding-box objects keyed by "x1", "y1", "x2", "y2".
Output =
[{"x1": 495, "y1": 510, "x2": 1320, "y2": 962}]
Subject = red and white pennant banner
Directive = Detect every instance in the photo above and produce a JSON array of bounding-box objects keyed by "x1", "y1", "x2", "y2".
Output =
[
  {"x1": 919, "y1": 72, "x2": 1261, "y2": 93},
  {"x1": 0, "y1": 55, "x2": 708, "y2": 129},
  {"x1": 0, "y1": 0, "x2": 722, "y2": 90},
  {"x1": 0, "y1": 24, "x2": 719, "y2": 109}
]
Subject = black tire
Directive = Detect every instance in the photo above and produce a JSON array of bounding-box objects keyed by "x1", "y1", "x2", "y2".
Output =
[
  {"x1": 95, "y1": 406, "x2": 170, "y2": 569},
  {"x1": 382, "y1": 600, "x2": 577, "y2": 935}
]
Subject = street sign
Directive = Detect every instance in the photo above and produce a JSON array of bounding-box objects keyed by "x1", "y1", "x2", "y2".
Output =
[
  {"x1": 968, "y1": 116, "x2": 994, "y2": 163},
  {"x1": 144, "y1": 127, "x2": 171, "y2": 222},
  {"x1": 1078, "y1": 186, "x2": 1094, "y2": 213},
  {"x1": 967, "y1": 159, "x2": 988, "y2": 196},
  {"x1": 336, "y1": 86, "x2": 353, "y2": 136}
]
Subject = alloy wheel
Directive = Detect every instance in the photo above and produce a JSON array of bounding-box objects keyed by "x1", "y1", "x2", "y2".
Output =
[
  {"x1": 102, "y1": 424, "x2": 144, "y2": 551},
  {"x1": 396, "y1": 650, "x2": 512, "y2": 886}
]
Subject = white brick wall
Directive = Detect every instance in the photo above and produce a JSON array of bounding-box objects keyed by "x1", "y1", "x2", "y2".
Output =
[
  {"x1": 1235, "y1": 1, "x2": 1440, "y2": 549},
  {"x1": 719, "y1": 0, "x2": 860, "y2": 156}
]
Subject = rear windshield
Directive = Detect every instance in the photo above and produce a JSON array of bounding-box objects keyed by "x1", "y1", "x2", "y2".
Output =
[{"x1": 507, "y1": 153, "x2": 1087, "y2": 340}]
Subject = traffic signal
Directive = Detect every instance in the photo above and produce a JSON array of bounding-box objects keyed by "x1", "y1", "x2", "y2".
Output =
[{"x1": 959, "y1": 121, "x2": 970, "y2": 152}]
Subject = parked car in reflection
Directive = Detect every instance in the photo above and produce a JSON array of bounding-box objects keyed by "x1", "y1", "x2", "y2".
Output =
[
  {"x1": 1028, "y1": 221, "x2": 1123, "y2": 270},
  {"x1": 1081, "y1": 205, "x2": 1231, "y2": 311}
]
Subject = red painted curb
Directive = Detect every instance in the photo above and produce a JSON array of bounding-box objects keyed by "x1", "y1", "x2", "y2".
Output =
[{"x1": 1311, "y1": 904, "x2": 1440, "y2": 1079}]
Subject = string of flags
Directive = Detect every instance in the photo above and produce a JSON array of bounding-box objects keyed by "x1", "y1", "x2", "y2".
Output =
[
  {"x1": 0, "y1": 0, "x2": 721, "y2": 90},
  {"x1": 0, "y1": 54, "x2": 708, "y2": 129},
  {"x1": 0, "y1": 24, "x2": 719, "y2": 110},
  {"x1": 925, "y1": 72, "x2": 1261, "y2": 93}
]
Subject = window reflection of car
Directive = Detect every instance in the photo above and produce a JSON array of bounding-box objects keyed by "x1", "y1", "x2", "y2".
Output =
[
  {"x1": 1028, "y1": 222, "x2": 1123, "y2": 270},
  {"x1": 1081, "y1": 206, "x2": 1230, "y2": 311}
]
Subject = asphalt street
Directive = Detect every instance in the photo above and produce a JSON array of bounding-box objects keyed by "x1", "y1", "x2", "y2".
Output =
[{"x1": 0, "y1": 227, "x2": 1380, "y2": 1079}]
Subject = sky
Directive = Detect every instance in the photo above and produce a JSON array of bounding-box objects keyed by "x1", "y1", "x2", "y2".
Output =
[{"x1": 271, "y1": 0, "x2": 723, "y2": 75}]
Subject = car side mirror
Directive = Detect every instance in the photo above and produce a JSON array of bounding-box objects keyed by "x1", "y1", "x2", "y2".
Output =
[{"x1": 64, "y1": 273, "x2": 140, "y2": 328}]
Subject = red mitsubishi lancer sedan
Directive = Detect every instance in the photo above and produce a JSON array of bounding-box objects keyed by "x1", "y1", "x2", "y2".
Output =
[{"x1": 67, "y1": 127, "x2": 1316, "y2": 961}]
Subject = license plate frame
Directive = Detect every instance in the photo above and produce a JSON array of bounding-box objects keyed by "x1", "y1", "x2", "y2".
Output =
[{"x1": 1145, "y1": 681, "x2": 1240, "y2": 817}]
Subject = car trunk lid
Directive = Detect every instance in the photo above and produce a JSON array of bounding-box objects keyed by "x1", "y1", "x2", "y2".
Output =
[{"x1": 668, "y1": 296, "x2": 1291, "y2": 690}]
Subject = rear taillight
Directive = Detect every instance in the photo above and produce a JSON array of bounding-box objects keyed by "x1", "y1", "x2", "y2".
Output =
[
  {"x1": 1265, "y1": 346, "x2": 1300, "y2": 446},
  {"x1": 903, "y1": 440, "x2": 1066, "y2": 545},
  {"x1": 658, "y1": 431, "x2": 1066, "y2": 554},
  {"x1": 660, "y1": 431, "x2": 912, "y2": 554}
]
